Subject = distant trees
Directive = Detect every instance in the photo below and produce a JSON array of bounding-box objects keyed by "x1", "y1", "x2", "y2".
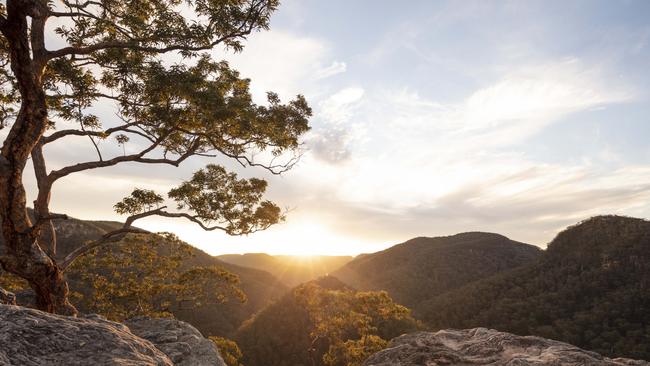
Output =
[{"x1": 0, "y1": 0, "x2": 310, "y2": 315}]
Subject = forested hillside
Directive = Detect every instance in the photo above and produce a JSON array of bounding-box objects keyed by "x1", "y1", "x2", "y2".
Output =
[
  {"x1": 1, "y1": 215, "x2": 287, "y2": 337},
  {"x1": 218, "y1": 253, "x2": 353, "y2": 286},
  {"x1": 421, "y1": 215, "x2": 650, "y2": 360},
  {"x1": 332, "y1": 232, "x2": 541, "y2": 317}
]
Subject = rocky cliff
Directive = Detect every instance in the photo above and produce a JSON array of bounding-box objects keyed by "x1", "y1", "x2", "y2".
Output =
[
  {"x1": 0, "y1": 304, "x2": 225, "y2": 366},
  {"x1": 364, "y1": 328, "x2": 649, "y2": 366}
]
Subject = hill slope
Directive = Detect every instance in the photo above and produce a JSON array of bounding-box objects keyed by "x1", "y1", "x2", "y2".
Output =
[
  {"x1": 421, "y1": 215, "x2": 650, "y2": 360},
  {"x1": 2, "y1": 214, "x2": 287, "y2": 337},
  {"x1": 217, "y1": 253, "x2": 353, "y2": 286},
  {"x1": 332, "y1": 232, "x2": 541, "y2": 316}
]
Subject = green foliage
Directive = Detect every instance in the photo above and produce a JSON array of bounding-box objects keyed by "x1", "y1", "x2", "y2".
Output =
[
  {"x1": 322, "y1": 335, "x2": 386, "y2": 366},
  {"x1": 295, "y1": 282, "x2": 416, "y2": 366},
  {"x1": 209, "y1": 336, "x2": 245, "y2": 366},
  {"x1": 67, "y1": 232, "x2": 245, "y2": 321},
  {"x1": 235, "y1": 277, "x2": 419, "y2": 366},
  {"x1": 168, "y1": 164, "x2": 282, "y2": 235},
  {"x1": 421, "y1": 216, "x2": 650, "y2": 360},
  {"x1": 114, "y1": 188, "x2": 164, "y2": 215}
]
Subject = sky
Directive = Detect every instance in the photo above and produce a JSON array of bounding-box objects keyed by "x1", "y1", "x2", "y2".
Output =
[{"x1": 14, "y1": 0, "x2": 650, "y2": 255}]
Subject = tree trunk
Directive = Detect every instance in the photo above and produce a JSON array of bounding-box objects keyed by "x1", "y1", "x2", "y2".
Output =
[{"x1": 0, "y1": 0, "x2": 77, "y2": 315}]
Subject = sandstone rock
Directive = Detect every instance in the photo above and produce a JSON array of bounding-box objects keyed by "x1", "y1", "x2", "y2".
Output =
[
  {"x1": 125, "y1": 316, "x2": 226, "y2": 366},
  {"x1": 0, "y1": 287, "x2": 15, "y2": 305},
  {"x1": 0, "y1": 304, "x2": 173, "y2": 366},
  {"x1": 364, "y1": 328, "x2": 649, "y2": 366}
]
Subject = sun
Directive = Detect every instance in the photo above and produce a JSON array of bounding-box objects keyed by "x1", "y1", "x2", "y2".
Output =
[{"x1": 266, "y1": 219, "x2": 364, "y2": 256}]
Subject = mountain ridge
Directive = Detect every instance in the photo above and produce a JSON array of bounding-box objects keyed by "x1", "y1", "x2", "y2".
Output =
[
  {"x1": 332, "y1": 231, "x2": 542, "y2": 314},
  {"x1": 420, "y1": 215, "x2": 650, "y2": 359}
]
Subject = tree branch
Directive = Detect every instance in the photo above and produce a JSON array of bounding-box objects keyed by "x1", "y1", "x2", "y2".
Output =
[
  {"x1": 47, "y1": 129, "x2": 189, "y2": 182},
  {"x1": 46, "y1": 30, "x2": 252, "y2": 60},
  {"x1": 153, "y1": 211, "x2": 229, "y2": 233},
  {"x1": 177, "y1": 127, "x2": 303, "y2": 175},
  {"x1": 60, "y1": 206, "x2": 166, "y2": 270},
  {"x1": 42, "y1": 121, "x2": 142, "y2": 144}
]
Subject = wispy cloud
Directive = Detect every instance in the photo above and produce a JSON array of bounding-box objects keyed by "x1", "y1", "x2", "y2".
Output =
[{"x1": 315, "y1": 61, "x2": 347, "y2": 80}]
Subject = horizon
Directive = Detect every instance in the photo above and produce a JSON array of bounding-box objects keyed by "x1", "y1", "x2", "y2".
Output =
[{"x1": 13, "y1": 0, "x2": 650, "y2": 256}]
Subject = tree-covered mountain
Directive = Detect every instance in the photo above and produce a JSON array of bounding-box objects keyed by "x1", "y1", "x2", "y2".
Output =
[
  {"x1": 332, "y1": 232, "x2": 541, "y2": 317},
  {"x1": 421, "y1": 215, "x2": 650, "y2": 360},
  {"x1": 217, "y1": 253, "x2": 353, "y2": 286},
  {"x1": 1, "y1": 214, "x2": 287, "y2": 337}
]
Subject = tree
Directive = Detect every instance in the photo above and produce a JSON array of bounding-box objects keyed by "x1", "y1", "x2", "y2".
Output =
[
  {"x1": 0, "y1": 0, "x2": 310, "y2": 315},
  {"x1": 67, "y1": 232, "x2": 246, "y2": 321},
  {"x1": 294, "y1": 283, "x2": 418, "y2": 366},
  {"x1": 209, "y1": 336, "x2": 245, "y2": 366}
]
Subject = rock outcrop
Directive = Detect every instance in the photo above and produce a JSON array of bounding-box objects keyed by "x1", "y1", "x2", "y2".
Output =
[
  {"x1": 125, "y1": 316, "x2": 226, "y2": 366},
  {"x1": 0, "y1": 287, "x2": 15, "y2": 305},
  {"x1": 0, "y1": 304, "x2": 172, "y2": 365},
  {"x1": 0, "y1": 305, "x2": 227, "y2": 366},
  {"x1": 364, "y1": 328, "x2": 650, "y2": 366}
]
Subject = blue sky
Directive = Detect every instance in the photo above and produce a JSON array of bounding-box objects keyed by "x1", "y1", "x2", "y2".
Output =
[{"x1": 21, "y1": 0, "x2": 650, "y2": 255}]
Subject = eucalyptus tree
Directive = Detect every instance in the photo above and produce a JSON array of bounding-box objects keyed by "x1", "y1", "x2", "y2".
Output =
[{"x1": 0, "y1": 0, "x2": 310, "y2": 315}]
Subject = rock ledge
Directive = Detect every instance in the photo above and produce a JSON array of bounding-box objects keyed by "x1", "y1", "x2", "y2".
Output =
[
  {"x1": 0, "y1": 304, "x2": 171, "y2": 366},
  {"x1": 364, "y1": 328, "x2": 649, "y2": 366},
  {"x1": 0, "y1": 304, "x2": 226, "y2": 366}
]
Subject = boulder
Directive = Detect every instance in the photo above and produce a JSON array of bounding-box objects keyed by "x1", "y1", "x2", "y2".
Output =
[
  {"x1": 0, "y1": 304, "x2": 172, "y2": 366},
  {"x1": 364, "y1": 328, "x2": 649, "y2": 366},
  {"x1": 0, "y1": 287, "x2": 15, "y2": 305},
  {"x1": 125, "y1": 316, "x2": 226, "y2": 366}
]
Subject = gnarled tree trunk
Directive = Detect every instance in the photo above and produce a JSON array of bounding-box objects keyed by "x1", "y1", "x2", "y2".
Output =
[{"x1": 0, "y1": 0, "x2": 76, "y2": 315}]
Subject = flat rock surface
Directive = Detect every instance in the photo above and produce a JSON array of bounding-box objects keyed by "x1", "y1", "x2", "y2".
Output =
[
  {"x1": 125, "y1": 316, "x2": 226, "y2": 366},
  {"x1": 0, "y1": 304, "x2": 172, "y2": 366},
  {"x1": 364, "y1": 328, "x2": 650, "y2": 366}
]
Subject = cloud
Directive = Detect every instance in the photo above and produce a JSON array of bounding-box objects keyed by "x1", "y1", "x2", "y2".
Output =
[
  {"x1": 452, "y1": 59, "x2": 633, "y2": 143},
  {"x1": 219, "y1": 30, "x2": 345, "y2": 102},
  {"x1": 277, "y1": 57, "x2": 643, "y2": 251},
  {"x1": 318, "y1": 87, "x2": 365, "y2": 124},
  {"x1": 307, "y1": 127, "x2": 353, "y2": 164},
  {"x1": 315, "y1": 61, "x2": 347, "y2": 80},
  {"x1": 307, "y1": 87, "x2": 365, "y2": 163}
]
